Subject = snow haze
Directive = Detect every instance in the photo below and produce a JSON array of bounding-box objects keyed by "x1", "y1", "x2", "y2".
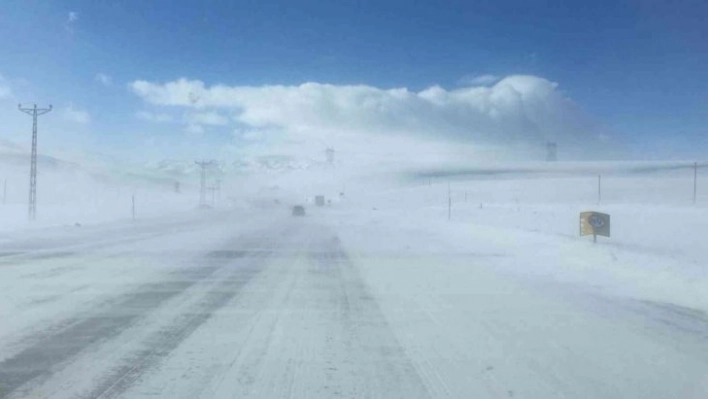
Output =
[
  {"x1": 2, "y1": 2, "x2": 708, "y2": 397},
  {"x1": 129, "y1": 75, "x2": 609, "y2": 164}
]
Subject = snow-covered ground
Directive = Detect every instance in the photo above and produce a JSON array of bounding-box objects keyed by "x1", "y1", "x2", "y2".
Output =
[
  {"x1": 0, "y1": 160, "x2": 707, "y2": 398},
  {"x1": 329, "y1": 163, "x2": 708, "y2": 312}
]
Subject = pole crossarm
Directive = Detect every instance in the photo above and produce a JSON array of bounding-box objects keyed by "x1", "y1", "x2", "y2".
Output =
[{"x1": 18, "y1": 104, "x2": 52, "y2": 114}]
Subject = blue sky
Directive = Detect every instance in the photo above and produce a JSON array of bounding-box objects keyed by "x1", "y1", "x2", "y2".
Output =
[{"x1": 1, "y1": 0, "x2": 707, "y2": 161}]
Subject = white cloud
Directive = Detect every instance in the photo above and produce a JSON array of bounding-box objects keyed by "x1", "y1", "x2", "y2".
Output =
[
  {"x1": 0, "y1": 74, "x2": 12, "y2": 99},
  {"x1": 185, "y1": 123, "x2": 205, "y2": 137},
  {"x1": 65, "y1": 11, "x2": 79, "y2": 34},
  {"x1": 95, "y1": 73, "x2": 112, "y2": 86},
  {"x1": 184, "y1": 111, "x2": 229, "y2": 126},
  {"x1": 136, "y1": 110, "x2": 173, "y2": 123},
  {"x1": 130, "y1": 75, "x2": 592, "y2": 147},
  {"x1": 128, "y1": 74, "x2": 617, "y2": 166},
  {"x1": 63, "y1": 103, "x2": 90, "y2": 124},
  {"x1": 242, "y1": 130, "x2": 262, "y2": 141},
  {"x1": 458, "y1": 74, "x2": 500, "y2": 86},
  {"x1": 232, "y1": 126, "x2": 282, "y2": 143}
]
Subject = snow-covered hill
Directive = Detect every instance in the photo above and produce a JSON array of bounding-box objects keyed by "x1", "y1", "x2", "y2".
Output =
[{"x1": 142, "y1": 155, "x2": 320, "y2": 177}]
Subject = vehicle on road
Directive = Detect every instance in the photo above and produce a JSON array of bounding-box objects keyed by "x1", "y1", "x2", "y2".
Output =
[{"x1": 292, "y1": 205, "x2": 306, "y2": 216}]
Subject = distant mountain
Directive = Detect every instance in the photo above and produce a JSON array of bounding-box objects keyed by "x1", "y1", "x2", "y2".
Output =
[
  {"x1": 0, "y1": 139, "x2": 24, "y2": 153},
  {"x1": 0, "y1": 140, "x2": 82, "y2": 172},
  {"x1": 0, "y1": 140, "x2": 181, "y2": 189},
  {"x1": 143, "y1": 155, "x2": 320, "y2": 177},
  {"x1": 0, "y1": 137, "x2": 330, "y2": 190}
]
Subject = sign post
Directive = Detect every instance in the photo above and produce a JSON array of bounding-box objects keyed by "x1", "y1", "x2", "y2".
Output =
[{"x1": 580, "y1": 211, "x2": 610, "y2": 243}]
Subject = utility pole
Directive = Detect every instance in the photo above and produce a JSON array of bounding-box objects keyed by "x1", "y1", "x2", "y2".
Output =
[
  {"x1": 194, "y1": 160, "x2": 214, "y2": 207},
  {"x1": 18, "y1": 104, "x2": 52, "y2": 220}
]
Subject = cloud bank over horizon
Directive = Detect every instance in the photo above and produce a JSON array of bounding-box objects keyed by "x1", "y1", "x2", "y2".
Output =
[{"x1": 130, "y1": 75, "x2": 611, "y2": 166}]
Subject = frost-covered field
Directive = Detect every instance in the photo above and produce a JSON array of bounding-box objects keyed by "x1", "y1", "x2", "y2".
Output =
[
  {"x1": 1, "y1": 160, "x2": 708, "y2": 398},
  {"x1": 333, "y1": 162, "x2": 708, "y2": 312}
]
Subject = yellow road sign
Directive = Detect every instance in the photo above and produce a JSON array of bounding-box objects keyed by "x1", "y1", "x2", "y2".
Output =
[{"x1": 580, "y1": 211, "x2": 610, "y2": 238}]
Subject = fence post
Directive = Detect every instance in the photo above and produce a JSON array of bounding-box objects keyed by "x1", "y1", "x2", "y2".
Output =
[{"x1": 597, "y1": 175, "x2": 602, "y2": 205}]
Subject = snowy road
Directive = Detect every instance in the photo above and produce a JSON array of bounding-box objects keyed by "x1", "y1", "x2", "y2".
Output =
[
  {"x1": 0, "y1": 212, "x2": 427, "y2": 398},
  {"x1": 1, "y1": 210, "x2": 708, "y2": 398}
]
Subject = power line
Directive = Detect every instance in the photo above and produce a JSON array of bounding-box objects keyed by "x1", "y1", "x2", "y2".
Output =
[{"x1": 18, "y1": 103, "x2": 52, "y2": 221}]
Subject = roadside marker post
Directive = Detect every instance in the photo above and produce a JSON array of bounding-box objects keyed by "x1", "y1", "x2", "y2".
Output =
[{"x1": 597, "y1": 175, "x2": 602, "y2": 205}]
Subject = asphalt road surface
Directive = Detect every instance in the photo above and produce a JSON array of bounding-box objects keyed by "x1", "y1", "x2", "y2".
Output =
[{"x1": 1, "y1": 210, "x2": 707, "y2": 398}]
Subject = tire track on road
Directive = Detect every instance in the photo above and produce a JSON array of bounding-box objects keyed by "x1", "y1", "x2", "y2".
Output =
[
  {"x1": 0, "y1": 241, "x2": 267, "y2": 398},
  {"x1": 0, "y1": 225, "x2": 202, "y2": 268},
  {"x1": 87, "y1": 249, "x2": 274, "y2": 399},
  {"x1": 309, "y1": 232, "x2": 431, "y2": 398}
]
